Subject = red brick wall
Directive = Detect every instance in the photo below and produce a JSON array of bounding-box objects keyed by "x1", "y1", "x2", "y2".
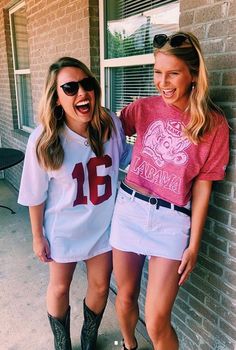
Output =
[
  {"x1": 26, "y1": 0, "x2": 93, "y2": 117},
  {"x1": 172, "y1": 1, "x2": 236, "y2": 349},
  {"x1": 89, "y1": 0, "x2": 100, "y2": 78},
  {"x1": 0, "y1": 0, "x2": 98, "y2": 188}
]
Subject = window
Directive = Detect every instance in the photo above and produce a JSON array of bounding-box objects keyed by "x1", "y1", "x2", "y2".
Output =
[
  {"x1": 9, "y1": 1, "x2": 34, "y2": 132},
  {"x1": 100, "y1": 0, "x2": 180, "y2": 116}
]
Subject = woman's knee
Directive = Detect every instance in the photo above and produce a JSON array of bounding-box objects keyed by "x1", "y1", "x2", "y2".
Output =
[
  {"x1": 88, "y1": 278, "x2": 110, "y2": 298},
  {"x1": 48, "y1": 282, "x2": 70, "y2": 299},
  {"x1": 146, "y1": 313, "x2": 170, "y2": 339},
  {"x1": 116, "y1": 288, "x2": 139, "y2": 312}
]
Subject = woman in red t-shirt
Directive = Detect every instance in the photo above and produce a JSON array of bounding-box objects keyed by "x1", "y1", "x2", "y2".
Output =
[{"x1": 110, "y1": 32, "x2": 229, "y2": 350}]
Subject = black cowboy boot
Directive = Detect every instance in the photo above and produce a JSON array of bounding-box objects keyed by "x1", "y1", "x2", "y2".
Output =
[
  {"x1": 81, "y1": 299, "x2": 105, "y2": 350},
  {"x1": 48, "y1": 306, "x2": 72, "y2": 350}
]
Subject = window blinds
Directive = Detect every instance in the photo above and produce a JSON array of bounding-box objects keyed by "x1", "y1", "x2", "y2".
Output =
[
  {"x1": 117, "y1": 0, "x2": 174, "y2": 18},
  {"x1": 108, "y1": 64, "x2": 157, "y2": 144},
  {"x1": 11, "y1": 6, "x2": 29, "y2": 70},
  {"x1": 109, "y1": 64, "x2": 157, "y2": 114},
  {"x1": 16, "y1": 75, "x2": 34, "y2": 128},
  {"x1": 106, "y1": 0, "x2": 179, "y2": 59},
  {"x1": 104, "y1": 0, "x2": 180, "y2": 145},
  {"x1": 10, "y1": 3, "x2": 34, "y2": 130}
]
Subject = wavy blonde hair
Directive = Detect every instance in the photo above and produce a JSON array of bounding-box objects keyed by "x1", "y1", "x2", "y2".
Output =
[
  {"x1": 36, "y1": 57, "x2": 114, "y2": 170},
  {"x1": 154, "y1": 31, "x2": 222, "y2": 143}
]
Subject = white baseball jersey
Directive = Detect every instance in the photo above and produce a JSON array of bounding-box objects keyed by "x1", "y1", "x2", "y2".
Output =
[{"x1": 18, "y1": 113, "x2": 131, "y2": 262}]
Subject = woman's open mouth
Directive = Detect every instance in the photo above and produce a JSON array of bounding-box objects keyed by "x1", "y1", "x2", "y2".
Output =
[
  {"x1": 75, "y1": 99, "x2": 90, "y2": 114},
  {"x1": 162, "y1": 89, "x2": 175, "y2": 98}
]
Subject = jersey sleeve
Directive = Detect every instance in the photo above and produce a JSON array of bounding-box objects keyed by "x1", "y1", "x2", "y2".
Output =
[
  {"x1": 197, "y1": 118, "x2": 229, "y2": 181},
  {"x1": 110, "y1": 112, "x2": 133, "y2": 170},
  {"x1": 118, "y1": 122, "x2": 133, "y2": 170},
  {"x1": 18, "y1": 132, "x2": 49, "y2": 206}
]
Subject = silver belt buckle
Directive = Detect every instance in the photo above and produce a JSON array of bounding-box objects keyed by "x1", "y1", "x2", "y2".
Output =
[{"x1": 149, "y1": 197, "x2": 158, "y2": 206}]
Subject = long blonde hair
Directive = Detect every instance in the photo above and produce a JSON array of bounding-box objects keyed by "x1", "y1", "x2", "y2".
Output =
[
  {"x1": 154, "y1": 31, "x2": 222, "y2": 143},
  {"x1": 36, "y1": 57, "x2": 114, "y2": 170}
]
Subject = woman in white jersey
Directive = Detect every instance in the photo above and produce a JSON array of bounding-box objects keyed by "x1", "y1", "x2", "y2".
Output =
[
  {"x1": 18, "y1": 57, "x2": 131, "y2": 350},
  {"x1": 109, "y1": 32, "x2": 229, "y2": 350}
]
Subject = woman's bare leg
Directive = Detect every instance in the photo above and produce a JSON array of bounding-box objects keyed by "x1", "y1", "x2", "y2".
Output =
[
  {"x1": 145, "y1": 256, "x2": 180, "y2": 350},
  {"x1": 85, "y1": 251, "x2": 112, "y2": 314},
  {"x1": 113, "y1": 248, "x2": 145, "y2": 349},
  {"x1": 47, "y1": 261, "x2": 76, "y2": 320}
]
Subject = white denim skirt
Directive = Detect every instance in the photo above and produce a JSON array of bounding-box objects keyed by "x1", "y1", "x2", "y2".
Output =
[{"x1": 110, "y1": 186, "x2": 191, "y2": 261}]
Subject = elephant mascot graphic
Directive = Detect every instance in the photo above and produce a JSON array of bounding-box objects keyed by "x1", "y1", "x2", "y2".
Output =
[{"x1": 142, "y1": 120, "x2": 191, "y2": 168}]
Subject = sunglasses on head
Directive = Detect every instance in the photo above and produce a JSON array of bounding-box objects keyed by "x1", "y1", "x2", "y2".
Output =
[
  {"x1": 60, "y1": 77, "x2": 96, "y2": 96},
  {"x1": 153, "y1": 33, "x2": 191, "y2": 49}
]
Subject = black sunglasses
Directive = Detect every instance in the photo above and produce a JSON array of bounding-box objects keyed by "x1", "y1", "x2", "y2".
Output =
[
  {"x1": 153, "y1": 33, "x2": 191, "y2": 49},
  {"x1": 60, "y1": 77, "x2": 96, "y2": 96}
]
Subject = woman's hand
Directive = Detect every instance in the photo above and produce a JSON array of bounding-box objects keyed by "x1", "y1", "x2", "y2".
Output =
[
  {"x1": 178, "y1": 180, "x2": 212, "y2": 286},
  {"x1": 29, "y1": 204, "x2": 52, "y2": 262},
  {"x1": 178, "y1": 247, "x2": 198, "y2": 286},
  {"x1": 33, "y1": 236, "x2": 52, "y2": 263}
]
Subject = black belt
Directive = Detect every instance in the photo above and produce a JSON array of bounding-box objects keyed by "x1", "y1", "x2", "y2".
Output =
[{"x1": 120, "y1": 182, "x2": 191, "y2": 217}]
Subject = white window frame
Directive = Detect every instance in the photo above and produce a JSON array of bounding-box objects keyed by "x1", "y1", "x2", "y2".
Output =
[
  {"x1": 99, "y1": 0, "x2": 155, "y2": 107},
  {"x1": 99, "y1": 0, "x2": 181, "y2": 109},
  {"x1": 9, "y1": 0, "x2": 33, "y2": 133}
]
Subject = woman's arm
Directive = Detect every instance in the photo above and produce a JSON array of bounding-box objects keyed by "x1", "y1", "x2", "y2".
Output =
[
  {"x1": 29, "y1": 203, "x2": 52, "y2": 263},
  {"x1": 178, "y1": 179, "x2": 212, "y2": 285}
]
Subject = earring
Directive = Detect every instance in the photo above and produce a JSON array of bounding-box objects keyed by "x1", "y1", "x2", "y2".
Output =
[
  {"x1": 191, "y1": 82, "x2": 196, "y2": 91},
  {"x1": 55, "y1": 105, "x2": 64, "y2": 121}
]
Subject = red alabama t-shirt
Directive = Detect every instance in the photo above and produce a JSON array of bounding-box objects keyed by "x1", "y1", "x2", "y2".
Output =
[{"x1": 120, "y1": 96, "x2": 229, "y2": 206}]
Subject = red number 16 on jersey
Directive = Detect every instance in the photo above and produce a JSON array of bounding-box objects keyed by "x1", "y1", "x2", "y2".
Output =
[{"x1": 72, "y1": 155, "x2": 112, "y2": 206}]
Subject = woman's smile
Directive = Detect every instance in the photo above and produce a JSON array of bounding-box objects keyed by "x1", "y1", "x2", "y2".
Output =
[
  {"x1": 154, "y1": 52, "x2": 194, "y2": 111},
  {"x1": 57, "y1": 66, "x2": 95, "y2": 136}
]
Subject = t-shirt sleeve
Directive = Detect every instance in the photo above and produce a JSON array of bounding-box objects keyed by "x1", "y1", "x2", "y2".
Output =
[
  {"x1": 18, "y1": 135, "x2": 49, "y2": 206},
  {"x1": 120, "y1": 102, "x2": 137, "y2": 136},
  {"x1": 197, "y1": 118, "x2": 229, "y2": 181}
]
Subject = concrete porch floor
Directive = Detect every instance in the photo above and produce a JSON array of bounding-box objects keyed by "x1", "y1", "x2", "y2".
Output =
[{"x1": 0, "y1": 179, "x2": 152, "y2": 350}]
